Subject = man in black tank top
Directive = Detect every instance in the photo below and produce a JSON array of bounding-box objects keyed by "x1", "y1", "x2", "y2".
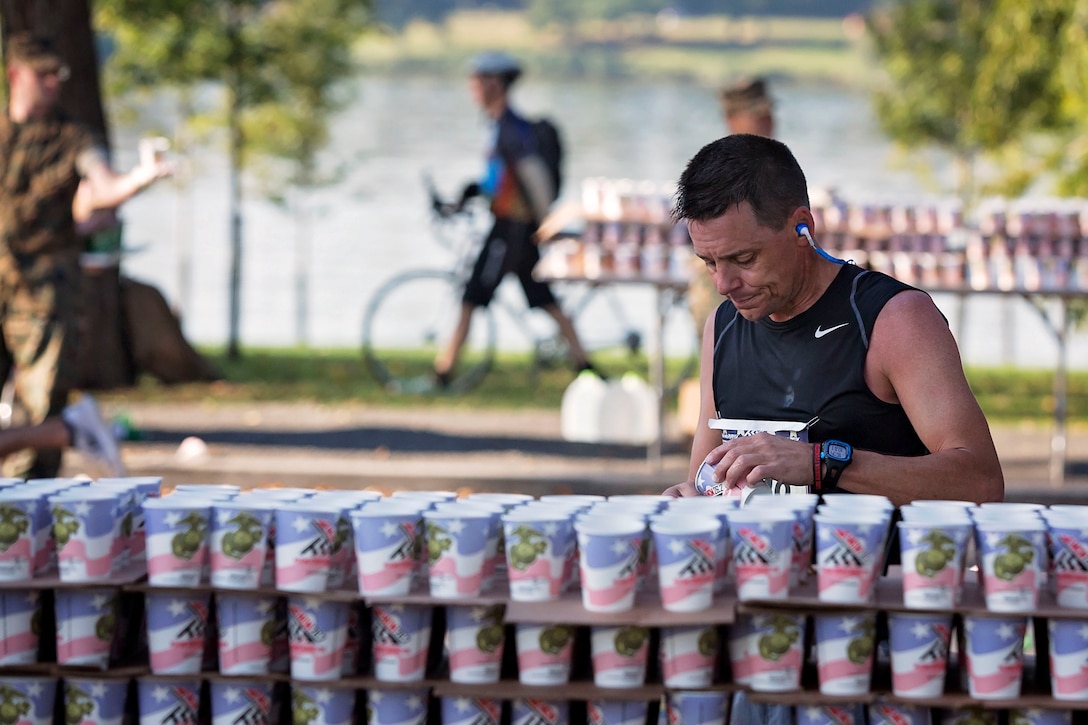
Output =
[{"x1": 663, "y1": 135, "x2": 1003, "y2": 506}]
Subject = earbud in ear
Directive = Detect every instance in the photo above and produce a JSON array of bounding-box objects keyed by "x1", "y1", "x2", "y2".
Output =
[{"x1": 795, "y1": 223, "x2": 816, "y2": 247}]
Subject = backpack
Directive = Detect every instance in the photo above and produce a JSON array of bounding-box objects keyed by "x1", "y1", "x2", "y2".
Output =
[{"x1": 532, "y1": 117, "x2": 563, "y2": 202}]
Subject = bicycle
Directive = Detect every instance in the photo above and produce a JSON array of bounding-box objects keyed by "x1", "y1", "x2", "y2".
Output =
[{"x1": 361, "y1": 175, "x2": 699, "y2": 394}]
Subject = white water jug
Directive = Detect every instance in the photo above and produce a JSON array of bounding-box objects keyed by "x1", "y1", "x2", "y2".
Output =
[
  {"x1": 560, "y1": 370, "x2": 609, "y2": 442},
  {"x1": 599, "y1": 373, "x2": 657, "y2": 445}
]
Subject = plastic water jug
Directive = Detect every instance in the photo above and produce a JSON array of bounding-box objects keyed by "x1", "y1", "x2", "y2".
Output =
[
  {"x1": 560, "y1": 370, "x2": 608, "y2": 442},
  {"x1": 599, "y1": 373, "x2": 658, "y2": 445}
]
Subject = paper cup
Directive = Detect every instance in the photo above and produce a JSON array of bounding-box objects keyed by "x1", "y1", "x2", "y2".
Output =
[
  {"x1": 216, "y1": 592, "x2": 276, "y2": 675},
  {"x1": 888, "y1": 612, "x2": 953, "y2": 698},
  {"x1": 63, "y1": 678, "x2": 128, "y2": 725},
  {"x1": 586, "y1": 700, "x2": 647, "y2": 725},
  {"x1": 351, "y1": 505, "x2": 424, "y2": 596},
  {"x1": 976, "y1": 521, "x2": 1047, "y2": 612},
  {"x1": 814, "y1": 510, "x2": 888, "y2": 604},
  {"x1": 664, "y1": 691, "x2": 729, "y2": 725},
  {"x1": 146, "y1": 591, "x2": 211, "y2": 674},
  {"x1": 867, "y1": 700, "x2": 931, "y2": 725},
  {"x1": 210, "y1": 500, "x2": 273, "y2": 589},
  {"x1": 0, "y1": 490, "x2": 39, "y2": 581},
  {"x1": 290, "y1": 685, "x2": 355, "y2": 725},
  {"x1": 727, "y1": 612, "x2": 805, "y2": 692},
  {"x1": 90, "y1": 482, "x2": 138, "y2": 569},
  {"x1": 446, "y1": 604, "x2": 506, "y2": 684},
  {"x1": 513, "y1": 699, "x2": 568, "y2": 725},
  {"x1": 137, "y1": 677, "x2": 202, "y2": 725},
  {"x1": 502, "y1": 510, "x2": 575, "y2": 602},
  {"x1": 49, "y1": 490, "x2": 120, "y2": 581},
  {"x1": 898, "y1": 520, "x2": 971, "y2": 609},
  {"x1": 370, "y1": 603, "x2": 432, "y2": 682},
  {"x1": 1047, "y1": 520, "x2": 1088, "y2": 608},
  {"x1": 516, "y1": 622, "x2": 574, "y2": 686},
  {"x1": 590, "y1": 625, "x2": 650, "y2": 688},
  {"x1": 287, "y1": 597, "x2": 349, "y2": 681},
  {"x1": 275, "y1": 503, "x2": 344, "y2": 593},
  {"x1": 814, "y1": 612, "x2": 876, "y2": 696},
  {"x1": 54, "y1": 587, "x2": 117, "y2": 667},
  {"x1": 650, "y1": 515, "x2": 719, "y2": 612},
  {"x1": 728, "y1": 508, "x2": 794, "y2": 601},
  {"x1": 1048, "y1": 617, "x2": 1088, "y2": 700},
  {"x1": 794, "y1": 704, "x2": 863, "y2": 725},
  {"x1": 1008, "y1": 709, "x2": 1073, "y2": 725},
  {"x1": 143, "y1": 497, "x2": 211, "y2": 586},
  {"x1": 659, "y1": 624, "x2": 717, "y2": 688},
  {"x1": 963, "y1": 614, "x2": 1026, "y2": 699},
  {"x1": 2, "y1": 677, "x2": 56, "y2": 725},
  {"x1": 422, "y1": 508, "x2": 494, "y2": 598},
  {"x1": 575, "y1": 517, "x2": 645, "y2": 612},
  {"x1": 210, "y1": 680, "x2": 276, "y2": 725},
  {"x1": 441, "y1": 697, "x2": 500, "y2": 725},
  {"x1": 0, "y1": 590, "x2": 40, "y2": 664},
  {"x1": 366, "y1": 689, "x2": 428, "y2": 725}
]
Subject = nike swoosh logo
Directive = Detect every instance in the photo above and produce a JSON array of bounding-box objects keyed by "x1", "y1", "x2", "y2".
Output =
[{"x1": 814, "y1": 323, "x2": 850, "y2": 339}]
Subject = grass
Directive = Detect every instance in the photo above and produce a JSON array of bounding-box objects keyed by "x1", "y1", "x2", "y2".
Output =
[{"x1": 93, "y1": 346, "x2": 1088, "y2": 424}]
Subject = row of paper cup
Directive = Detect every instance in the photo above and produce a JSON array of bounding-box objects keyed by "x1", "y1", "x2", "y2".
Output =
[{"x1": 0, "y1": 476, "x2": 162, "y2": 582}]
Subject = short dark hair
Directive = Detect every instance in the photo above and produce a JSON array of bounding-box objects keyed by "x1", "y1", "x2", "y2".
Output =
[
  {"x1": 4, "y1": 32, "x2": 63, "y2": 70},
  {"x1": 720, "y1": 76, "x2": 772, "y2": 117},
  {"x1": 673, "y1": 134, "x2": 810, "y2": 231}
]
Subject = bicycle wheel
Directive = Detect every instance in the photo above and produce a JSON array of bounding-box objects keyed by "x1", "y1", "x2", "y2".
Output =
[{"x1": 362, "y1": 269, "x2": 497, "y2": 394}]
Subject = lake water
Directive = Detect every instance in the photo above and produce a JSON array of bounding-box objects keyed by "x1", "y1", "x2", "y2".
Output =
[{"x1": 115, "y1": 74, "x2": 1087, "y2": 370}]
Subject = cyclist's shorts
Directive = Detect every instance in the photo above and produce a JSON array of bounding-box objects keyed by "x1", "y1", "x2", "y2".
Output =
[{"x1": 463, "y1": 219, "x2": 557, "y2": 309}]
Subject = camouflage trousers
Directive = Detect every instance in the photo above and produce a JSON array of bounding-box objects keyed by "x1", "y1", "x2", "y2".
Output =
[{"x1": 0, "y1": 254, "x2": 83, "y2": 478}]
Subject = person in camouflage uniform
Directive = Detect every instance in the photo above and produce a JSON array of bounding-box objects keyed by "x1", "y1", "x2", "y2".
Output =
[{"x1": 0, "y1": 33, "x2": 169, "y2": 477}]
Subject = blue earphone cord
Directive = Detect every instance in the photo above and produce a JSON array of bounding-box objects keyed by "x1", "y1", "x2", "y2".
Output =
[{"x1": 796, "y1": 223, "x2": 847, "y2": 264}]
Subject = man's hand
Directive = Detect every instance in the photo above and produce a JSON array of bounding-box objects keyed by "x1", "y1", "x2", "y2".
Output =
[
  {"x1": 701, "y1": 433, "x2": 813, "y2": 494},
  {"x1": 662, "y1": 481, "x2": 698, "y2": 498}
]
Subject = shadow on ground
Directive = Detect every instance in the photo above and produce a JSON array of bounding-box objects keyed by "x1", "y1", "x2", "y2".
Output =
[{"x1": 138, "y1": 425, "x2": 689, "y2": 460}]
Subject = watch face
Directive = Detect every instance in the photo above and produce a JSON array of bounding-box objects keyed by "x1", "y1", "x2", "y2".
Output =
[{"x1": 826, "y1": 442, "x2": 850, "y2": 460}]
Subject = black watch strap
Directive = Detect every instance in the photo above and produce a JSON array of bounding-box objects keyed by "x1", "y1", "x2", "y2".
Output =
[{"x1": 821, "y1": 440, "x2": 852, "y2": 488}]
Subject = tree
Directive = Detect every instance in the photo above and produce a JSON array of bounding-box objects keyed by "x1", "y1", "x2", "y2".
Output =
[{"x1": 95, "y1": 0, "x2": 372, "y2": 356}]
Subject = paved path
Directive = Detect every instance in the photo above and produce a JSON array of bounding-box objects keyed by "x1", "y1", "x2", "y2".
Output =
[{"x1": 57, "y1": 401, "x2": 1088, "y2": 504}]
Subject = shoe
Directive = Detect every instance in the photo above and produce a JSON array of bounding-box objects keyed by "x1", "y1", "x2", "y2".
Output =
[
  {"x1": 432, "y1": 368, "x2": 452, "y2": 390},
  {"x1": 62, "y1": 394, "x2": 126, "y2": 477},
  {"x1": 576, "y1": 361, "x2": 607, "y2": 381}
]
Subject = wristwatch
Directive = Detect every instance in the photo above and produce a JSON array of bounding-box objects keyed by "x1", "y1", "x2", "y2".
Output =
[{"x1": 820, "y1": 439, "x2": 853, "y2": 488}]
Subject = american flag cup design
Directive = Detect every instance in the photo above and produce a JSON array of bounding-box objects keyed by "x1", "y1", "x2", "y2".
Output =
[
  {"x1": 728, "y1": 511, "x2": 793, "y2": 601},
  {"x1": 54, "y1": 587, "x2": 117, "y2": 668},
  {"x1": 664, "y1": 691, "x2": 729, "y2": 725},
  {"x1": 210, "y1": 680, "x2": 275, "y2": 725},
  {"x1": 963, "y1": 614, "x2": 1027, "y2": 700},
  {"x1": 115, "y1": 476, "x2": 162, "y2": 568},
  {"x1": 143, "y1": 500, "x2": 211, "y2": 587},
  {"x1": 899, "y1": 521, "x2": 971, "y2": 609},
  {"x1": 512, "y1": 698, "x2": 569, "y2": 725},
  {"x1": 210, "y1": 503, "x2": 272, "y2": 589},
  {"x1": 1048, "y1": 523, "x2": 1088, "y2": 609},
  {"x1": 275, "y1": 506, "x2": 343, "y2": 593},
  {"x1": 286, "y1": 597, "x2": 349, "y2": 681},
  {"x1": 977, "y1": 525, "x2": 1046, "y2": 612},
  {"x1": 440, "y1": 697, "x2": 500, "y2": 725},
  {"x1": 888, "y1": 612, "x2": 953, "y2": 698},
  {"x1": 586, "y1": 700, "x2": 647, "y2": 725},
  {"x1": 64, "y1": 678, "x2": 128, "y2": 725},
  {"x1": 732, "y1": 612, "x2": 805, "y2": 693},
  {"x1": 422, "y1": 511, "x2": 492, "y2": 599},
  {"x1": 651, "y1": 520, "x2": 719, "y2": 613},
  {"x1": 866, "y1": 699, "x2": 931, "y2": 725},
  {"x1": 136, "y1": 678, "x2": 201, "y2": 725},
  {"x1": 659, "y1": 624, "x2": 717, "y2": 688},
  {"x1": 2, "y1": 676, "x2": 56, "y2": 725},
  {"x1": 49, "y1": 492, "x2": 120, "y2": 582},
  {"x1": 794, "y1": 704, "x2": 861, "y2": 725},
  {"x1": 813, "y1": 612, "x2": 876, "y2": 696},
  {"x1": 1048, "y1": 617, "x2": 1088, "y2": 700},
  {"x1": 371, "y1": 604, "x2": 432, "y2": 682},
  {"x1": 1008, "y1": 708, "x2": 1073, "y2": 725},
  {"x1": 502, "y1": 515, "x2": 574, "y2": 602},
  {"x1": 814, "y1": 515, "x2": 888, "y2": 604},
  {"x1": 216, "y1": 592, "x2": 276, "y2": 675},
  {"x1": 0, "y1": 494, "x2": 38, "y2": 581},
  {"x1": 366, "y1": 689, "x2": 428, "y2": 725},
  {"x1": 90, "y1": 484, "x2": 136, "y2": 570},
  {"x1": 351, "y1": 508, "x2": 423, "y2": 597},
  {"x1": 30, "y1": 491, "x2": 53, "y2": 575},
  {"x1": 446, "y1": 604, "x2": 506, "y2": 684},
  {"x1": 590, "y1": 625, "x2": 649, "y2": 688},
  {"x1": 0, "y1": 590, "x2": 39, "y2": 665},
  {"x1": 574, "y1": 519, "x2": 645, "y2": 613},
  {"x1": 145, "y1": 592, "x2": 211, "y2": 674},
  {"x1": 515, "y1": 623, "x2": 574, "y2": 686},
  {"x1": 290, "y1": 685, "x2": 355, "y2": 725}
]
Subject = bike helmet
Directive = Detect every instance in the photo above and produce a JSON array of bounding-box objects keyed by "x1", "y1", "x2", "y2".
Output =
[{"x1": 469, "y1": 51, "x2": 522, "y2": 86}]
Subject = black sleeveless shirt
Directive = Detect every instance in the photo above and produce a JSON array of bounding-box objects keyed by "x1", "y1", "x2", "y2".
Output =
[{"x1": 712, "y1": 263, "x2": 929, "y2": 480}]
